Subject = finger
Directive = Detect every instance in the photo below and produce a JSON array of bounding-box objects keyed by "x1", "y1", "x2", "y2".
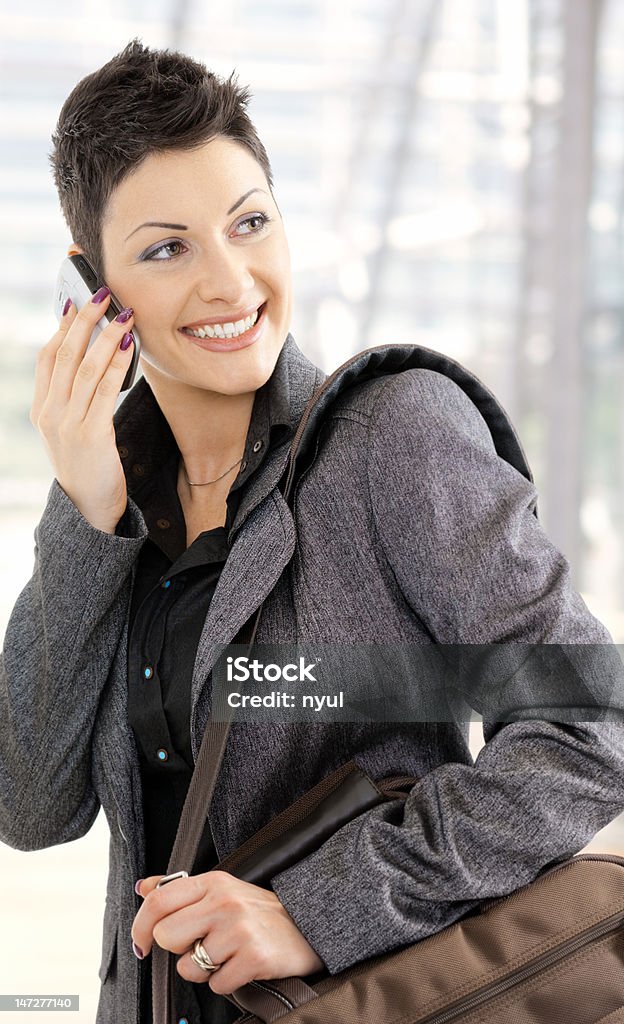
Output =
[
  {"x1": 131, "y1": 874, "x2": 207, "y2": 956},
  {"x1": 135, "y1": 876, "x2": 161, "y2": 899},
  {"x1": 30, "y1": 301, "x2": 77, "y2": 429},
  {"x1": 149, "y1": 897, "x2": 238, "y2": 958},
  {"x1": 68, "y1": 310, "x2": 136, "y2": 423},
  {"x1": 136, "y1": 870, "x2": 234, "y2": 906},
  {"x1": 177, "y1": 944, "x2": 231, "y2": 985},
  {"x1": 190, "y1": 950, "x2": 257, "y2": 997},
  {"x1": 46, "y1": 287, "x2": 113, "y2": 406},
  {"x1": 79, "y1": 329, "x2": 136, "y2": 427}
]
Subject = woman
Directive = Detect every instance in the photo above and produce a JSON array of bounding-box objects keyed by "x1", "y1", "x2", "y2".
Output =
[{"x1": 1, "y1": 39, "x2": 624, "y2": 1024}]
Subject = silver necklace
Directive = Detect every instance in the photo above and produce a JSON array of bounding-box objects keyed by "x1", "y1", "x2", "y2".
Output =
[{"x1": 182, "y1": 457, "x2": 243, "y2": 487}]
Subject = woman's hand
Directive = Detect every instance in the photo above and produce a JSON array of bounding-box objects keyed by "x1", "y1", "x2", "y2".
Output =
[
  {"x1": 30, "y1": 291, "x2": 136, "y2": 534},
  {"x1": 132, "y1": 871, "x2": 324, "y2": 995}
]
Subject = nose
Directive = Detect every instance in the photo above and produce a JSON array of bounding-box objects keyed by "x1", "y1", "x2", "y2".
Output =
[{"x1": 194, "y1": 241, "x2": 255, "y2": 306}]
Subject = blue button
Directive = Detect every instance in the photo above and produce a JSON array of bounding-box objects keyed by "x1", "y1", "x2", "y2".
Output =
[
  {"x1": 178, "y1": 1018, "x2": 189, "y2": 1024},
  {"x1": 157, "y1": 749, "x2": 168, "y2": 762},
  {"x1": 161, "y1": 580, "x2": 171, "y2": 589},
  {"x1": 144, "y1": 666, "x2": 153, "y2": 680}
]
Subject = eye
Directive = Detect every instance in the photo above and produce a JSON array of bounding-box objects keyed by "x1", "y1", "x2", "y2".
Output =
[
  {"x1": 141, "y1": 239, "x2": 187, "y2": 262},
  {"x1": 232, "y1": 212, "x2": 272, "y2": 237}
]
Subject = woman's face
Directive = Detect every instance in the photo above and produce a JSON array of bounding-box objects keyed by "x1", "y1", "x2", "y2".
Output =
[{"x1": 99, "y1": 137, "x2": 292, "y2": 396}]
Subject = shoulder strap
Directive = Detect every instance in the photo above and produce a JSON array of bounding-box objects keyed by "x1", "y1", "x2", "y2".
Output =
[
  {"x1": 283, "y1": 342, "x2": 534, "y2": 504},
  {"x1": 151, "y1": 610, "x2": 262, "y2": 1021}
]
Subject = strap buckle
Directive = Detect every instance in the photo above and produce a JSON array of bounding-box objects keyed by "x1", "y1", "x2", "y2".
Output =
[{"x1": 156, "y1": 870, "x2": 189, "y2": 888}]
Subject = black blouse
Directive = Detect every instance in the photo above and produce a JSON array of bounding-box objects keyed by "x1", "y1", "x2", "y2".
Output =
[{"x1": 119, "y1": 365, "x2": 293, "y2": 1024}]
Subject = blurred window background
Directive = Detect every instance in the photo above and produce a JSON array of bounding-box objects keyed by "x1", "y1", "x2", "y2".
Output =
[
  {"x1": 1, "y1": 1, "x2": 623, "y2": 1019},
  {"x1": 1, "y1": 0, "x2": 623, "y2": 637},
  {"x1": 1, "y1": 0, "x2": 622, "y2": 634}
]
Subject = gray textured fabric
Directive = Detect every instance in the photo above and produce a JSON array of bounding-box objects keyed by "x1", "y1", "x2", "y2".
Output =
[{"x1": 2, "y1": 334, "x2": 624, "y2": 1023}]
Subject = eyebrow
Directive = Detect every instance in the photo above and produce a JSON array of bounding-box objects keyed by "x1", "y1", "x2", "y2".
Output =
[
  {"x1": 124, "y1": 188, "x2": 269, "y2": 242},
  {"x1": 125, "y1": 221, "x2": 188, "y2": 241},
  {"x1": 227, "y1": 187, "x2": 268, "y2": 214}
]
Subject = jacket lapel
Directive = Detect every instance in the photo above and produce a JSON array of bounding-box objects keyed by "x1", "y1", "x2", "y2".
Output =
[
  {"x1": 189, "y1": 341, "x2": 325, "y2": 751},
  {"x1": 189, "y1": 487, "x2": 297, "y2": 756},
  {"x1": 191, "y1": 437, "x2": 294, "y2": 651}
]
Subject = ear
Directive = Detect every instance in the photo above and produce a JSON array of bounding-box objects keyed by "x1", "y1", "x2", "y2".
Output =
[{"x1": 67, "y1": 243, "x2": 83, "y2": 256}]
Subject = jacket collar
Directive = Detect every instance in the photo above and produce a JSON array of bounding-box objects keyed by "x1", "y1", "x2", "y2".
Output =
[{"x1": 227, "y1": 335, "x2": 326, "y2": 539}]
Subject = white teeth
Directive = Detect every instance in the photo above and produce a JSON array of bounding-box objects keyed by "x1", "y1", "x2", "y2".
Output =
[{"x1": 185, "y1": 306, "x2": 261, "y2": 340}]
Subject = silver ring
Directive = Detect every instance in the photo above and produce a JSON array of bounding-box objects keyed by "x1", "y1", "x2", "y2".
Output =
[{"x1": 190, "y1": 938, "x2": 221, "y2": 972}]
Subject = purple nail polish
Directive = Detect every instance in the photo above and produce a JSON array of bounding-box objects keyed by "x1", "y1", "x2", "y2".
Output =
[
  {"x1": 132, "y1": 940, "x2": 144, "y2": 960},
  {"x1": 115, "y1": 307, "x2": 134, "y2": 324},
  {"x1": 92, "y1": 286, "x2": 110, "y2": 304},
  {"x1": 120, "y1": 332, "x2": 134, "y2": 351},
  {"x1": 134, "y1": 879, "x2": 143, "y2": 896},
  {"x1": 62, "y1": 297, "x2": 72, "y2": 317}
]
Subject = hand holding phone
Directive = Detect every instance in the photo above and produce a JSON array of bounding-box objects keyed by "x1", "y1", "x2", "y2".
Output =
[
  {"x1": 29, "y1": 256, "x2": 141, "y2": 534},
  {"x1": 53, "y1": 254, "x2": 141, "y2": 391}
]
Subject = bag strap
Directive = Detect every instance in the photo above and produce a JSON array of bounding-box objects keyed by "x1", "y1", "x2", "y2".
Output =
[{"x1": 151, "y1": 606, "x2": 263, "y2": 1022}]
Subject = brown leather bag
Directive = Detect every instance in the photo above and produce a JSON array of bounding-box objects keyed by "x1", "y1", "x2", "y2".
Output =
[
  {"x1": 152, "y1": 748, "x2": 624, "y2": 1023},
  {"x1": 216, "y1": 760, "x2": 624, "y2": 1024},
  {"x1": 230, "y1": 861, "x2": 624, "y2": 1022}
]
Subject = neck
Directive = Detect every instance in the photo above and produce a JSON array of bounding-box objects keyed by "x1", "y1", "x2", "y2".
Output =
[{"x1": 141, "y1": 365, "x2": 255, "y2": 498}]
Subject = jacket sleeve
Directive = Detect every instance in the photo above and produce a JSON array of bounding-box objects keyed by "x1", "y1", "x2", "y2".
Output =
[
  {"x1": 270, "y1": 368, "x2": 624, "y2": 974},
  {"x1": 0, "y1": 479, "x2": 148, "y2": 851}
]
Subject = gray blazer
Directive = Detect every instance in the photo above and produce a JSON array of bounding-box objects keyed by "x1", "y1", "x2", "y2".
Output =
[{"x1": 2, "y1": 334, "x2": 624, "y2": 1024}]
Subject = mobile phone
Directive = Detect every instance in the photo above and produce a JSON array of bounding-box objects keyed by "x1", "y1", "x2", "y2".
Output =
[{"x1": 53, "y1": 254, "x2": 141, "y2": 392}]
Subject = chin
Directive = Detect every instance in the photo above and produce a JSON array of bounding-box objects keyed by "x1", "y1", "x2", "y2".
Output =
[{"x1": 208, "y1": 338, "x2": 285, "y2": 396}]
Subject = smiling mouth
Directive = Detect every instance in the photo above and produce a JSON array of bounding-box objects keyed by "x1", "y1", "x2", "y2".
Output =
[{"x1": 181, "y1": 303, "x2": 266, "y2": 340}]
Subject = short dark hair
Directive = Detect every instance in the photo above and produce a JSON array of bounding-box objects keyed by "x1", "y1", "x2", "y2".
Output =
[{"x1": 49, "y1": 38, "x2": 274, "y2": 275}]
